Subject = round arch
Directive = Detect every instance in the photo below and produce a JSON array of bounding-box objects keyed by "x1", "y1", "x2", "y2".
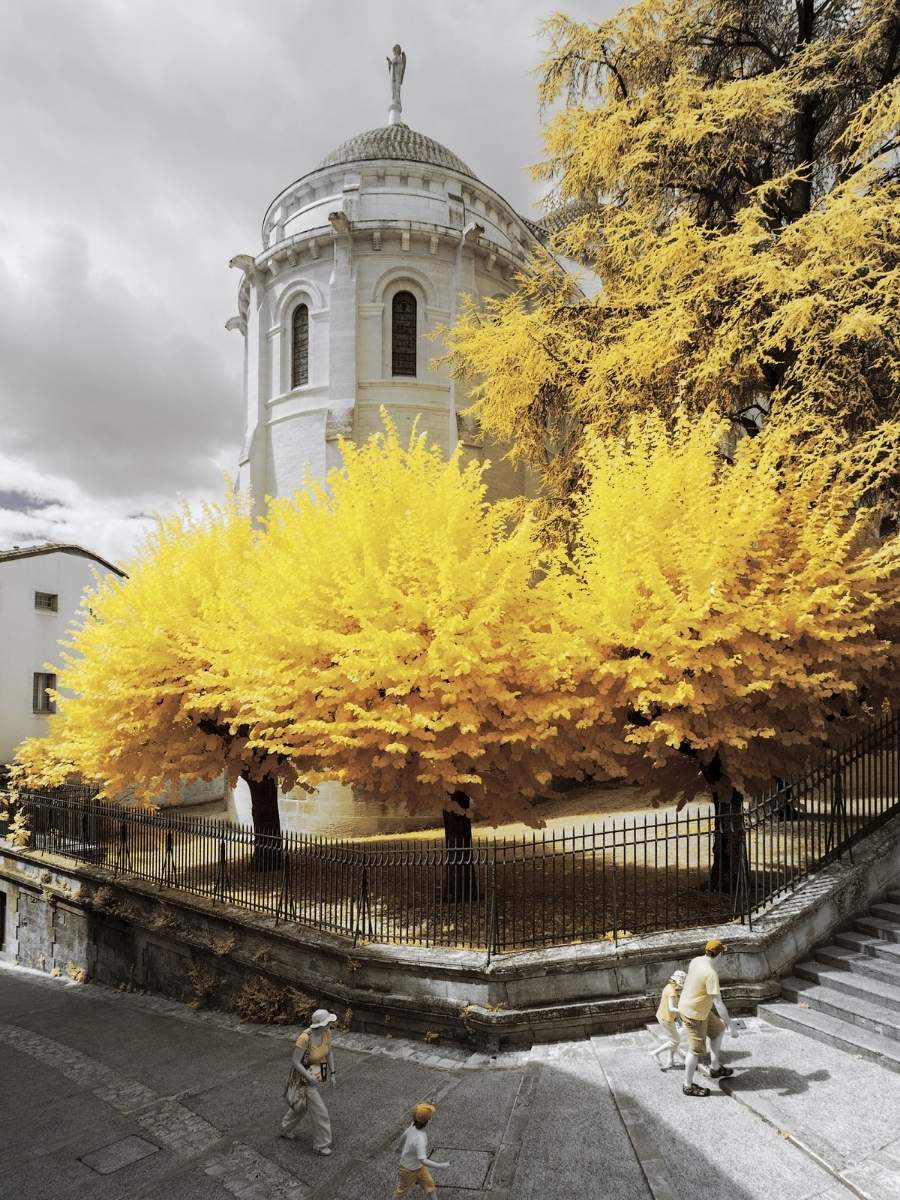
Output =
[
  {"x1": 370, "y1": 263, "x2": 438, "y2": 309},
  {"x1": 274, "y1": 277, "x2": 327, "y2": 323}
]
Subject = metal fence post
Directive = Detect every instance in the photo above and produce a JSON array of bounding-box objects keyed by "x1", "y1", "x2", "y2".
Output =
[
  {"x1": 353, "y1": 853, "x2": 371, "y2": 948},
  {"x1": 486, "y1": 844, "x2": 499, "y2": 963},
  {"x1": 160, "y1": 824, "x2": 177, "y2": 887},
  {"x1": 213, "y1": 837, "x2": 231, "y2": 904}
]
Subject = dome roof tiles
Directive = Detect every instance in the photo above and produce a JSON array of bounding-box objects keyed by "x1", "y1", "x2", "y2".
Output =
[{"x1": 316, "y1": 124, "x2": 476, "y2": 179}]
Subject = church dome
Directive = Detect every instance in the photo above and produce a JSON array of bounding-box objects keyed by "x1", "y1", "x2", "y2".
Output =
[{"x1": 316, "y1": 123, "x2": 476, "y2": 179}]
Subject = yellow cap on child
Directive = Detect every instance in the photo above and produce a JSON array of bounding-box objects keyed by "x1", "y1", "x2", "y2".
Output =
[{"x1": 412, "y1": 1103, "x2": 436, "y2": 1123}]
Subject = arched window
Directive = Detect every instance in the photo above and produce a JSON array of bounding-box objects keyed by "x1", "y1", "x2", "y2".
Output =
[
  {"x1": 291, "y1": 303, "x2": 309, "y2": 388},
  {"x1": 391, "y1": 291, "x2": 417, "y2": 377}
]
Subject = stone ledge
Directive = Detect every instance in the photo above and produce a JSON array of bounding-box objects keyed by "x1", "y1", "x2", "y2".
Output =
[{"x1": 2, "y1": 811, "x2": 898, "y2": 1048}]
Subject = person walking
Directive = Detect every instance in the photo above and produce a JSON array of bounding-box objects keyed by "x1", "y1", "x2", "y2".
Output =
[
  {"x1": 679, "y1": 938, "x2": 738, "y2": 1097},
  {"x1": 394, "y1": 1102, "x2": 450, "y2": 1197},
  {"x1": 280, "y1": 1007, "x2": 338, "y2": 1154},
  {"x1": 648, "y1": 969, "x2": 687, "y2": 1069}
]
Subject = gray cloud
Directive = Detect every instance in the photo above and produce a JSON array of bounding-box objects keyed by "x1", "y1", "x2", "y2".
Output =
[{"x1": 0, "y1": 0, "x2": 611, "y2": 561}]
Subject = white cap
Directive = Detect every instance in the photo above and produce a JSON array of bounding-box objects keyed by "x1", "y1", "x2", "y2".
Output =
[{"x1": 309, "y1": 1008, "x2": 338, "y2": 1029}]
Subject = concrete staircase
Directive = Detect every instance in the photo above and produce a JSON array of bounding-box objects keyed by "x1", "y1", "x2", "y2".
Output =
[{"x1": 761, "y1": 888, "x2": 900, "y2": 1073}]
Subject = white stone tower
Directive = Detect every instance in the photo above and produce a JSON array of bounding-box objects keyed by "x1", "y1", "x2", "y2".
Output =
[{"x1": 227, "y1": 46, "x2": 541, "y2": 513}]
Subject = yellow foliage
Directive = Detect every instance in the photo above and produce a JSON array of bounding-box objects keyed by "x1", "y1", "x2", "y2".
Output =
[
  {"x1": 447, "y1": 1, "x2": 900, "y2": 507},
  {"x1": 13, "y1": 414, "x2": 897, "y2": 823},
  {"x1": 566, "y1": 412, "x2": 900, "y2": 801},
  {"x1": 14, "y1": 493, "x2": 268, "y2": 801},
  {"x1": 216, "y1": 422, "x2": 597, "y2": 824}
]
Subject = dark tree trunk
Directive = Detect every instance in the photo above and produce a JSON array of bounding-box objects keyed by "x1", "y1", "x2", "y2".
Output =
[
  {"x1": 709, "y1": 787, "x2": 747, "y2": 894},
  {"x1": 243, "y1": 773, "x2": 282, "y2": 872},
  {"x1": 772, "y1": 778, "x2": 803, "y2": 821},
  {"x1": 442, "y1": 790, "x2": 479, "y2": 903},
  {"x1": 700, "y1": 755, "x2": 749, "y2": 896}
]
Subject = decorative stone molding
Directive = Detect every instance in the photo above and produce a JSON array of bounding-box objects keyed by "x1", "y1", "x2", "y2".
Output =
[{"x1": 325, "y1": 411, "x2": 355, "y2": 441}]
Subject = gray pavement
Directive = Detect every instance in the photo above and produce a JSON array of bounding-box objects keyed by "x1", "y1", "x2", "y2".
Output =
[{"x1": 1, "y1": 963, "x2": 897, "y2": 1199}]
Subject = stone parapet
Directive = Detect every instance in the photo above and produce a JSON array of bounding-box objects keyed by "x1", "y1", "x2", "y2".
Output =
[{"x1": 1, "y1": 813, "x2": 899, "y2": 1049}]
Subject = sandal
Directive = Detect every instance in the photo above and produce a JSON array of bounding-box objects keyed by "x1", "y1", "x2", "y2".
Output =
[
  {"x1": 683, "y1": 1083, "x2": 711, "y2": 1097},
  {"x1": 708, "y1": 1066, "x2": 734, "y2": 1079}
]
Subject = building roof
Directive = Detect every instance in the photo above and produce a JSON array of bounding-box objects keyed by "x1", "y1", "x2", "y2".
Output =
[
  {"x1": 316, "y1": 123, "x2": 476, "y2": 179},
  {"x1": 0, "y1": 543, "x2": 126, "y2": 577}
]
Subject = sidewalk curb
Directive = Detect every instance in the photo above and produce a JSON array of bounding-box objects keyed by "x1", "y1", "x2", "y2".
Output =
[
  {"x1": 591, "y1": 1038, "x2": 681, "y2": 1200},
  {"x1": 719, "y1": 1078, "x2": 864, "y2": 1200}
]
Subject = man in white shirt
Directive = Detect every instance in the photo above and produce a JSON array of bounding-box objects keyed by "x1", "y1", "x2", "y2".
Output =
[
  {"x1": 677, "y1": 938, "x2": 737, "y2": 1097},
  {"x1": 394, "y1": 1102, "x2": 450, "y2": 1197}
]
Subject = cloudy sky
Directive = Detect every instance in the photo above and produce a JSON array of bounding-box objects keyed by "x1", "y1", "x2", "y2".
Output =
[{"x1": 0, "y1": 0, "x2": 613, "y2": 567}]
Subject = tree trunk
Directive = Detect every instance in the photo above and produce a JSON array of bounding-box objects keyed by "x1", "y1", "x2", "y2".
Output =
[
  {"x1": 699, "y1": 754, "x2": 749, "y2": 897},
  {"x1": 243, "y1": 773, "x2": 282, "y2": 872},
  {"x1": 442, "y1": 790, "x2": 479, "y2": 903},
  {"x1": 772, "y1": 778, "x2": 803, "y2": 822},
  {"x1": 709, "y1": 786, "x2": 747, "y2": 895}
]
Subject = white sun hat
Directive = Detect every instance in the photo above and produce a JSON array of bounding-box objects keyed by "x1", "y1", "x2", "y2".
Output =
[{"x1": 310, "y1": 1008, "x2": 338, "y2": 1028}]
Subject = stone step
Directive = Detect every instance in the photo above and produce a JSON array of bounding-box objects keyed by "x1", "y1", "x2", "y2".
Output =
[
  {"x1": 869, "y1": 901, "x2": 900, "y2": 923},
  {"x1": 795, "y1": 960, "x2": 900, "y2": 1007},
  {"x1": 780, "y1": 976, "x2": 900, "y2": 1042},
  {"x1": 834, "y1": 929, "x2": 900, "y2": 964},
  {"x1": 760, "y1": 1002, "x2": 900, "y2": 1075},
  {"x1": 852, "y1": 915, "x2": 900, "y2": 944},
  {"x1": 815, "y1": 944, "x2": 900, "y2": 988}
]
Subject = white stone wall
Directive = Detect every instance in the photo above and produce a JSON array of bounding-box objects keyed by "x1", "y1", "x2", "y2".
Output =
[
  {"x1": 231, "y1": 156, "x2": 539, "y2": 513},
  {"x1": 0, "y1": 552, "x2": 120, "y2": 764}
]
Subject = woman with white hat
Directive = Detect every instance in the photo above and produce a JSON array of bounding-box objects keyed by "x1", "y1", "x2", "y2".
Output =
[
  {"x1": 280, "y1": 1007, "x2": 339, "y2": 1154},
  {"x1": 648, "y1": 970, "x2": 687, "y2": 1070}
]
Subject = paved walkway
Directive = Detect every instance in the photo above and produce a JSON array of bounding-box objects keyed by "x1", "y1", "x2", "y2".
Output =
[{"x1": 2, "y1": 964, "x2": 899, "y2": 1199}]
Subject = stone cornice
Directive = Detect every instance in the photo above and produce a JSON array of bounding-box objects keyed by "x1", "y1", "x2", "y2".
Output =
[
  {"x1": 243, "y1": 220, "x2": 525, "y2": 290},
  {"x1": 262, "y1": 159, "x2": 541, "y2": 255}
]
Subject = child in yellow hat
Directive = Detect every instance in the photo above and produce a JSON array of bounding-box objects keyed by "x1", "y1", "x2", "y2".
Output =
[
  {"x1": 394, "y1": 1102, "x2": 450, "y2": 1197},
  {"x1": 648, "y1": 970, "x2": 687, "y2": 1069}
]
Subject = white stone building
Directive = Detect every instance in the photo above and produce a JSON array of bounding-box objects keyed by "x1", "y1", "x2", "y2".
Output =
[
  {"x1": 0, "y1": 544, "x2": 124, "y2": 766},
  {"x1": 227, "y1": 66, "x2": 542, "y2": 511}
]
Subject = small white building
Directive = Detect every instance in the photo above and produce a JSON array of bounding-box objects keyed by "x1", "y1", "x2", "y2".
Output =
[
  {"x1": 227, "y1": 53, "x2": 542, "y2": 513},
  {"x1": 0, "y1": 544, "x2": 124, "y2": 766}
]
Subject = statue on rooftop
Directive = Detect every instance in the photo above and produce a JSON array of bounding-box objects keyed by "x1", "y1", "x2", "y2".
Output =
[{"x1": 387, "y1": 44, "x2": 406, "y2": 123}]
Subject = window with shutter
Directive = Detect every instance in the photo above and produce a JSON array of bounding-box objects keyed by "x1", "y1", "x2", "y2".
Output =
[
  {"x1": 391, "y1": 291, "x2": 417, "y2": 377},
  {"x1": 291, "y1": 304, "x2": 309, "y2": 388}
]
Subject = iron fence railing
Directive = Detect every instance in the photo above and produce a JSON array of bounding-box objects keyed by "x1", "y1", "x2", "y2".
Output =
[{"x1": 2, "y1": 709, "x2": 898, "y2": 953}]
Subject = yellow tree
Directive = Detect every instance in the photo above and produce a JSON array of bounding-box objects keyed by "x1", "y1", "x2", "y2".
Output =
[
  {"x1": 211, "y1": 424, "x2": 619, "y2": 855},
  {"x1": 566, "y1": 411, "x2": 900, "y2": 887},
  {"x1": 13, "y1": 496, "x2": 293, "y2": 840},
  {"x1": 447, "y1": 0, "x2": 900, "y2": 513}
]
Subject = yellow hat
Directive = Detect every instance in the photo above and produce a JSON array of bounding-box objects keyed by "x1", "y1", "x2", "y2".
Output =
[
  {"x1": 412, "y1": 1103, "x2": 436, "y2": 1123},
  {"x1": 705, "y1": 938, "x2": 727, "y2": 955}
]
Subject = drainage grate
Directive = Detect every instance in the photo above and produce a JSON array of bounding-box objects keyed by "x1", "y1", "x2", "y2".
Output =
[{"x1": 432, "y1": 1148, "x2": 494, "y2": 1189}]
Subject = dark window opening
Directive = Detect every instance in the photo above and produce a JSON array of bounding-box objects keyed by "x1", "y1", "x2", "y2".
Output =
[
  {"x1": 32, "y1": 672, "x2": 57, "y2": 714},
  {"x1": 291, "y1": 303, "x2": 309, "y2": 388},
  {"x1": 391, "y1": 291, "x2": 417, "y2": 377},
  {"x1": 35, "y1": 591, "x2": 58, "y2": 612}
]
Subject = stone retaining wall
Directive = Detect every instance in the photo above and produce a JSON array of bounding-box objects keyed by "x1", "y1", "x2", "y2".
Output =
[{"x1": 2, "y1": 813, "x2": 899, "y2": 1049}]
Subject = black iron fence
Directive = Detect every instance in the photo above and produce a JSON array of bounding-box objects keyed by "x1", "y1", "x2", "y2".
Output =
[{"x1": 2, "y1": 708, "x2": 898, "y2": 953}]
